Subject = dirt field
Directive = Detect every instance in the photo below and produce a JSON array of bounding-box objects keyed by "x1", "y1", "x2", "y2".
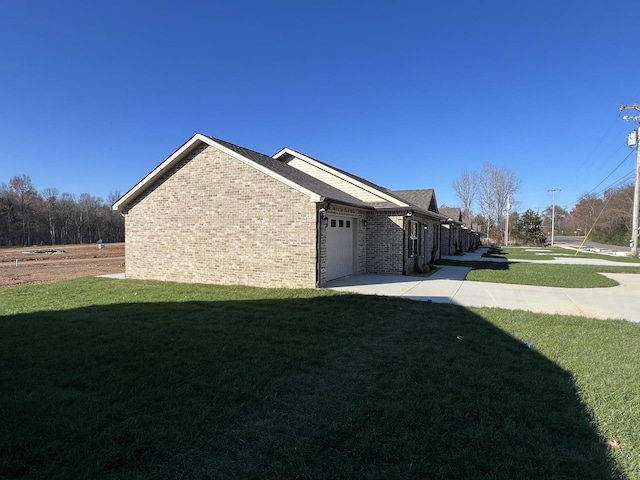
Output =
[{"x1": 0, "y1": 243, "x2": 125, "y2": 288}]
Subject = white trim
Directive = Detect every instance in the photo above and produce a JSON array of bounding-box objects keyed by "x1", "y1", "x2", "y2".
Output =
[
  {"x1": 273, "y1": 147, "x2": 411, "y2": 208},
  {"x1": 112, "y1": 134, "x2": 323, "y2": 211},
  {"x1": 112, "y1": 133, "x2": 201, "y2": 210}
]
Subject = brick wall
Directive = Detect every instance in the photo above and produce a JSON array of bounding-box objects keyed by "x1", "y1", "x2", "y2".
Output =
[
  {"x1": 125, "y1": 144, "x2": 318, "y2": 288},
  {"x1": 441, "y1": 225, "x2": 451, "y2": 255},
  {"x1": 425, "y1": 218, "x2": 441, "y2": 263},
  {"x1": 365, "y1": 211, "x2": 404, "y2": 275}
]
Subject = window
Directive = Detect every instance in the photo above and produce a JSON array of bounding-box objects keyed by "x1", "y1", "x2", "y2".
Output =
[
  {"x1": 331, "y1": 219, "x2": 336, "y2": 227},
  {"x1": 339, "y1": 220, "x2": 344, "y2": 228},
  {"x1": 409, "y1": 221, "x2": 419, "y2": 257}
]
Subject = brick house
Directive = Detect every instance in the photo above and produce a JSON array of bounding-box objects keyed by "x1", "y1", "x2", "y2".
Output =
[
  {"x1": 391, "y1": 189, "x2": 443, "y2": 264},
  {"x1": 439, "y1": 207, "x2": 464, "y2": 255},
  {"x1": 439, "y1": 207, "x2": 481, "y2": 254},
  {"x1": 112, "y1": 133, "x2": 449, "y2": 288}
]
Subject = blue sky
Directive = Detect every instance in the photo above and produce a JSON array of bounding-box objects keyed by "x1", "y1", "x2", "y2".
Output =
[{"x1": 2, "y1": 1, "x2": 639, "y2": 214}]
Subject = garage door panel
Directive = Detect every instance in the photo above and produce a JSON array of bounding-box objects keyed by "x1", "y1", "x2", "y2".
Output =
[{"x1": 326, "y1": 216, "x2": 355, "y2": 281}]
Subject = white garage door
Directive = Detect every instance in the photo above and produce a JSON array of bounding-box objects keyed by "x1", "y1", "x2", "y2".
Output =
[{"x1": 326, "y1": 216, "x2": 355, "y2": 280}]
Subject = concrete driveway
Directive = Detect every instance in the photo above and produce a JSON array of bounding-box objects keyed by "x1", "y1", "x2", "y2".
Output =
[{"x1": 326, "y1": 247, "x2": 640, "y2": 323}]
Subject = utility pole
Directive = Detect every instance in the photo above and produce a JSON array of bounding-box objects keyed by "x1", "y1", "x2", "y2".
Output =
[
  {"x1": 504, "y1": 195, "x2": 511, "y2": 246},
  {"x1": 548, "y1": 188, "x2": 561, "y2": 246},
  {"x1": 620, "y1": 104, "x2": 640, "y2": 257}
]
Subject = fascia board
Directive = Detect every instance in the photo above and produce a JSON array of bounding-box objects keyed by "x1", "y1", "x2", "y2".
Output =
[
  {"x1": 112, "y1": 133, "x2": 203, "y2": 210},
  {"x1": 113, "y1": 134, "x2": 323, "y2": 211},
  {"x1": 403, "y1": 208, "x2": 445, "y2": 220},
  {"x1": 273, "y1": 148, "x2": 410, "y2": 208},
  {"x1": 373, "y1": 205, "x2": 446, "y2": 220}
]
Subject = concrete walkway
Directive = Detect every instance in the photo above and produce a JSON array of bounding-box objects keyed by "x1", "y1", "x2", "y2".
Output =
[
  {"x1": 97, "y1": 273, "x2": 126, "y2": 279},
  {"x1": 326, "y1": 247, "x2": 640, "y2": 323}
]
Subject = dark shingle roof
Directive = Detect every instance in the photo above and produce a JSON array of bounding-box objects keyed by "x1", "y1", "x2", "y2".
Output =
[
  {"x1": 393, "y1": 189, "x2": 437, "y2": 212},
  {"x1": 439, "y1": 207, "x2": 462, "y2": 221},
  {"x1": 205, "y1": 135, "x2": 372, "y2": 209}
]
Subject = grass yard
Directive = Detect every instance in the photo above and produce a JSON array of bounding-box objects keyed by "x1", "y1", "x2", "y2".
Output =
[
  {"x1": 435, "y1": 259, "x2": 640, "y2": 287},
  {"x1": 1, "y1": 278, "x2": 638, "y2": 479},
  {"x1": 484, "y1": 246, "x2": 640, "y2": 263}
]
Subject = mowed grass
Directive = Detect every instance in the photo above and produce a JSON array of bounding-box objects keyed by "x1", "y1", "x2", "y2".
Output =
[
  {"x1": 437, "y1": 250, "x2": 640, "y2": 288},
  {"x1": 484, "y1": 246, "x2": 640, "y2": 263},
  {"x1": 1, "y1": 278, "x2": 638, "y2": 479},
  {"x1": 459, "y1": 262, "x2": 640, "y2": 287}
]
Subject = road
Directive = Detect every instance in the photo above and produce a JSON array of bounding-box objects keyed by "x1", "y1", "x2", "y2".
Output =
[{"x1": 553, "y1": 235, "x2": 631, "y2": 254}]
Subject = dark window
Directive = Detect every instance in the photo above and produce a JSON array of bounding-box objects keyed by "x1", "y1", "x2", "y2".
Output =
[
  {"x1": 339, "y1": 220, "x2": 344, "y2": 228},
  {"x1": 331, "y1": 219, "x2": 336, "y2": 227},
  {"x1": 409, "y1": 221, "x2": 419, "y2": 257},
  {"x1": 346, "y1": 220, "x2": 351, "y2": 228}
]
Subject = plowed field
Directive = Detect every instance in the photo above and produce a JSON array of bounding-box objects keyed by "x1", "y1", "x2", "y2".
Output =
[{"x1": 0, "y1": 243, "x2": 125, "y2": 288}]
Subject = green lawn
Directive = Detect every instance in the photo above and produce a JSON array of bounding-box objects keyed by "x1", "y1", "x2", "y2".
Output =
[
  {"x1": 436, "y1": 245, "x2": 640, "y2": 287},
  {"x1": 484, "y1": 246, "x2": 640, "y2": 263},
  {"x1": 1, "y1": 278, "x2": 637, "y2": 479},
  {"x1": 436, "y1": 258, "x2": 640, "y2": 287}
]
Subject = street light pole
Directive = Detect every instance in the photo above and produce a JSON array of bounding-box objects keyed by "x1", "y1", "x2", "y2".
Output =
[
  {"x1": 504, "y1": 195, "x2": 510, "y2": 247},
  {"x1": 548, "y1": 188, "x2": 561, "y2": 246}
]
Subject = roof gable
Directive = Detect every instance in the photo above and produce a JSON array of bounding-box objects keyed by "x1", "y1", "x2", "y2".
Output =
[
  {"x1": 392, "y1": 189, "x2": 438, "y2": 213},
  {"x1": 439, "y1": 207, "x2": 463, "y2": 222},
  {"x1": 273, "y1": 147, "x2": 411, "y2": 208},
  {"x1": 112, "y1": 134, "x2": 370, "y2": 211}
]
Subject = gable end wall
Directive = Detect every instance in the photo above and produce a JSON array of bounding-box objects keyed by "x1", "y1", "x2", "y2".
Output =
[{"x1": 125, "y1": 144, "x2": 317, "y2": 288}]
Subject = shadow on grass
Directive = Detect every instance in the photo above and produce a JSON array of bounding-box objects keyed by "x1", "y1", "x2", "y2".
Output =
[
  {"x1": 0, "y1": 295, "x2": 625, "y2": 480},
  {"x1": 482, "y1": 246, "x2": 509, "y2": 258},
  {"x1": 437, "y1": 259, "x2": 511, "y2": 271}
]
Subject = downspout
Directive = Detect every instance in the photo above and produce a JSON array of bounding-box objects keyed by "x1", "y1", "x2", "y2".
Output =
[
  {"x1": 315, "y1": 202, "x2": 329, "y2": 288},
  {"x1": 402, "y1": 215, "x2": 407, "y2": 276}
]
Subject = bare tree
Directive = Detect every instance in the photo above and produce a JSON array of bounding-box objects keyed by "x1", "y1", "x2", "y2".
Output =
[
  {"x1": 542, "y1": 205, "x2": 570, "y2": 237},
  {"x1": 9, "y1": 175, "x2": 38, "y2": 246},
  {"x1": 41, "y1": 187, "x2": 59, "y2": 245},
  {"x1": 571, "y1": 193, "x2": 605, "y2": 236},
  {"x1": 477, "y1": 163, "x2": 521, "y2": 243},
  {"x1": 452, "y1": 170, "x2": 478, "y2": 217}
]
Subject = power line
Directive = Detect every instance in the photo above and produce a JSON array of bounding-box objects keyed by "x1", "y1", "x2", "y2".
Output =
[
  {"x1": 579, "y1": 116, "x2": 629, "y2": 174},
  {"x1": 595, "y1": 171, "x2": 634, "y2": 196},
  {"x1": 587, "y1": 148, "x2": 635, "y2": 195}
]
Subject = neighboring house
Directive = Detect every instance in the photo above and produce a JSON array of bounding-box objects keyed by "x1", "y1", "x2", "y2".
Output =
[
  {"x1": 112, "y1": 133, "x2": 452, "y2": 288},
  {"x1": 462, "y1": 217, "x2": 482, "y2": 251},
  {"x1": 439, "y1": 207, "x2": 464, "y2": 255},
  {"x1": 392, "y1": 189, "x2": 445, "y2": 264},
  {"x1": 439, "y1": 207, "x2": 482, "y2": 254}
]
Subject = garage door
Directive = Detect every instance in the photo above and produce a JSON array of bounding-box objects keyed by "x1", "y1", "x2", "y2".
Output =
[{"x1": 326, "y1": 216, "x2": 355, "y2": 280}]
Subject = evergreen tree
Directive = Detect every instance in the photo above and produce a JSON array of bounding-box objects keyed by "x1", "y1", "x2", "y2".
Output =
[{"x1": 515, "y1": 209, "x2": 546, "y2": 246}]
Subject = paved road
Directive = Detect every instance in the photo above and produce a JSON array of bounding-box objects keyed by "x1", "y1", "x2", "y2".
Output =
[
  {"x1": 327, "y1": 246, "x2": 640, "y2": 323},
  {"x1": 554, "y1": 235, "x2": 631, "y2": 254}
]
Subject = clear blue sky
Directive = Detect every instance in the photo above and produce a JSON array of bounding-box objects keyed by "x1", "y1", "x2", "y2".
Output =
[{"x1": 2, "y1": 1, "x2": 639, "y2": 214}]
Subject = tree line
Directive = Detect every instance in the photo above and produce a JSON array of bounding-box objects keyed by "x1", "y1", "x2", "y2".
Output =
[
  {"x1": 0, "y1": 174, "x2": 124, "y2": 247},
  {"x1": 451, "y1": 163, "x2": 637, "y2": 246}
]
